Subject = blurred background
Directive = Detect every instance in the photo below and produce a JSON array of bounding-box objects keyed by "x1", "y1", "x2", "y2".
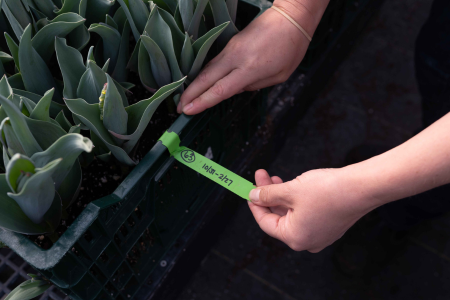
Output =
[{"x1": 174, "y1": 0, "x2": 450, "y2": 299}]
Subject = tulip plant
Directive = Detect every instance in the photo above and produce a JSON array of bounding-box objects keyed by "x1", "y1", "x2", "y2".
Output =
[{"x1": 0, "y1": 0, "x2": 245, "y2": 298}]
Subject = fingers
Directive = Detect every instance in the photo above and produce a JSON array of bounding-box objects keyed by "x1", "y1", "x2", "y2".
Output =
[
  {"x1": 177, "y1": 56, "x2": 231, "y2": 114},
  {"x1": 248, "y1": 202, "x2": 287, "y2": 241},
  {"x1": 271, "y1": 176, "x2": 283, "y2": 184},
  {"x1": 249, "y1": 180, "x2": 292, "y2": 207},
  {"x1": 181, "y1": 68, "x2": 253, "y2": 115},
  {"x1": 255, "y1": 169, "x2": 273, "y2": 186}
]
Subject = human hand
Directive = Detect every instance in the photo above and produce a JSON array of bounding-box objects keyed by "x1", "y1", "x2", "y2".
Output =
[
  {"x1": 177, "y1": 3, "x2": 313, "y2": 115},
  {"x1": 248, "y1": 169, "x2": 379, "y2": 252}
]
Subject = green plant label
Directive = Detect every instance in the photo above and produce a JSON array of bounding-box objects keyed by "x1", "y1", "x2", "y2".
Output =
[{"x1": 159, "y1": 131, "x2": 255, "y2": 200}]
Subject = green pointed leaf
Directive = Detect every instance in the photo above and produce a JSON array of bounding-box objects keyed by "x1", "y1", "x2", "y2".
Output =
[
  {"x1": 82, "y1": 0, "x2": 115, "y2": 27},
  {"x1": 65, "y1": 98, "x2": 136, "y2": 165},
  {"x1": 29, "y1": 89, "x2": 54, "y2": 122},
  {"x1": 5, "y1": 153, "x2": 35, "y2": 192},
  {"x1": 157, "y1": 8, "x2": 185, "y2": 60},
  {"x1": 187, "y1": 0, "x2": 208, "y2": 39},
  {"x1": 180, "y1": 32, "x2": 194, "y2": 75},
  {"x1": 66, "y1": 25, "x2": 90, "y2": 51},
  {"x1": 103, "y1": 74, "x2": 128, "y2": 145},
  {"x1": 118, "y1": 77, "x2": 186, "y2": 152},
  {"x1": 0, "y1": 173, "x2": 61, "y2": 234},
  {"x1": 189, "y1": 22, "x2": 229, "y2": 80},
  {"x1": 120, "y1": 82, "x2": 135, "y2": 90},
  {"x1": 138, "y1": 42, "x2": 158, "y2": 92},
  {"x1": 7, "y1": 74, "x2": 25, "y2": 90},
  {"x1": 25, "y1": 117, "x2": 67, "y2": 150},
  {"x1": 0, "y1": 75, "x2": 13, "y2": 98},
  {"x1": 0, "y1": 118, "x2": 26, "y2": 159},
  {"x1": 5, "y1": 0, "x2": 32, "y2": 28},
  {"x1": 105, "y1": 14, "x2": 118, "y2": 29},
  {"x1": 32, "y1": 0, "x2": 56, "y2": 18},
  {"x1": 54, "y1": 0, "x2": 82, "y2": 14},
  {"x1": 209, "y1": 0, "x2": 238, "y2": 46},
  {"x1": 0, "y1": 51, "x2": 13, "y2": 64},
  {"x1": 31, "y1": 133, "x2": 93, "y2": 189},
  {"x1": 141, "y1": 34, "x2": 171, "y2": 87},
  {"x1": 102, "y1": 58, "x2": 110, "y2": 72},
  {"x1": 145, "y1": 8, "x2": 183, "y2": 85},
  {"x1": 163, "y1": 0, "x2": 177, "y2": 13},
  {"x1": 112, "y1": 20, "x2": 130, "y2": 82},
  {"x1": 57, "y1": 160, "x2": 81, "y2": 208},
  {"x1": 12, "y1": 89, "x2": 67, "y2": 119},
  {"x1": 19, "y1": 25, "x2": 61, "y2": 101},
  {"x1": 77, "y1": 60, "x2": 107, "y2": 104},
  {"x1": 32, "y1": 13, "x2": 86, "y2": 62},
  {"x1": 151, "y1": 0, "x2": 171, "y2": 13},
  {"x1": 0, "y1": 95, "x2": 42, "y2": 156},
  {"x1": 113, "y1": 6, "x2": 127, "y2": 33},
  {"x1": 55, "y1": 37, "x2": 86, "y2": 99},
  {"x1": 6, "y1": 154, "x2": 61, "y2": 224},
  {"x1": 4, "y1": 33, "x2": 19, "y2": 71},
  {"x1": 226, "y1": 0, "x2": 238, "y2": 23},
  {"x1": 116, "y1": 0, "x2": 149, "y2": 41},
  {"x1": 179, "y1": 0, "x2": 194, "y2": 31},
  {"x1": 5, "y1": 277, "x2": 51, "y2": 300},
  {"x1": 127, "y1": 38, "x2": 141, "y2": 73},
  {"x1": 89, "y1": 23, "x2": 121, "y2": 71},
  {"x1": 2, "y1": 1, "x2": 25, "y2": 40},
  {"x1": 55, "y1": 110, "x2": 72, "y2": 132}
]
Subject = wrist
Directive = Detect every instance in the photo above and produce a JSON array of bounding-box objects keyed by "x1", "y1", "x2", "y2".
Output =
[{"x1": 273, "y1": 0, "x2": 330, "y2": 38}]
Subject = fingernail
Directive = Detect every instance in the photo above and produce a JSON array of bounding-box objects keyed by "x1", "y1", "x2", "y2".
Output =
[
  {"x1": 183, "y1": 102, "x2": 194, "y2": 113},
  {"x1": 249, "y1": 189, "x2": 260, "y2": 202}
]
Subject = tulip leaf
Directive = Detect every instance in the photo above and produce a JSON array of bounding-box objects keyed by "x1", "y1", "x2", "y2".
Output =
[
  {"x1": 119, "y1": 77, "x2": 186, "y2": 152},
  {"x1": 31, "y1": 133, "x2": 93, "y2": 189},
  {"x1": 1, "y1": 1, "x2": 24, "y2": 41},
  {"x1": 103, "y1": 74, "x2": 128, "y2": 145},
  {"x1": 179, "y1": 0, "x2": 194, "y2": 31},
  {"x1": 0, "y1": 119, "x2": 25, "y2": 160},
  {"x1": 0, "y1": 95, "x2": 42, "y2": 156},
  {"x1": 138, "y1": 42, "x2": 158, "y2": 92},
  {"x1": 0, "y1": 51, "x2": 13, "y2": 64},
  {"x1": 29, "y1": 89, "x2": 54, "y2": 122},
  {"x1": 4, "y1": 278, "x2": 51, "y2": 300},
  {"x1": 157, "y1": 8, "x2": 185, "y2": 60},
  {"x1": 55, "y1": 37, "x2": 86, "y2": 99},
  {"x1": 19, "y1": 25, "x2": 61, "y2": 101},
  {"x1": 55, "y1": 110, "x2": 72, "y2": 132},
  {"x1": 0, "y1": 174, "x2": 61, "y2": 234},
  {"x1": 25, "y1": 117, "x2": 67, "y2": 150},
  {"x1": 65, "y1": 98, "x2": 136, "y2": 165},
  {"x1": 81, "y1": 0, "x2": 115, "y2": 27},
  {"x1": 127, "y1": 38, "x2": 141, "y2": 73},
  {"x1": 105, "y1": 14, "x2": 118, "y2": 30},
  {"x1": 112, "y1": 20, "x2": 130, "y2": 82},
  {"x1": 66, "y1": 24, "x2": 91, "y2": 50},
  {"x1": 189, "y1": 22, "x2": 229, "y2": 80},
  {"x1": 32, "y1": 13, "x2": 86, "y2": 62},
  {"x1": 77, "y1": 60, "x2": 107, "y2": 104},
  {"x1": 57, "y1": 160, "x2": 82, "y2": 208},
  {"x1": 5, "y1": 154, "x2": 35, "y2": 193},
  {"x1": 141, "y1": 35, "x2": 172, "y2": 88},
  {"x1": 0, "y1": 75, "x2": 13, "y2": 98},
  {"x1": 12, "y1": 89, "x2": 68, "y2": 118},
  {"x1": 180, "y1": 32, "x2": 194, "y2": 75},
  {"x1": 7, "y1": 74, "x2": 25, "y2": 90},
  {"x1": 54, "y1": 0, "x2": 82, "y2": 14},
  {"x1": 209, "y1": 0, "x2": 238, "y2": 46},
  {"x1": 7, "y1": 155, "x2": 61, "y2": 224},
  {"x1": 32, "y1": 0, "x2": 56, "y2": 19},
  {"x1": 113, "y1": 6, "x2": 127, "y2": 33},
  {"x1": 89, "y1": 23, "x2": 121, "y2": 72},
  {"x1": 145, "y1": 8, "x2": 183, "y2": 86},
  {"x1": 226, "y1": 0, "x2": 238, "y2": 23},
  {"x1": 116, "y1": 0, "x2": 148, "y2": 41},
  {"x1": 187, "y1": 0, "x2": 208, "y2": 39}
]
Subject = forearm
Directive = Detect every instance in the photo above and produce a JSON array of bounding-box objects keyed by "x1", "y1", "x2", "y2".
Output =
[
  {"x1": 273, "y1": 0, "x2": 330, "y2": 37},
  {"x1": 343, "y1": 112, "x2": 450, "y2": 210}
]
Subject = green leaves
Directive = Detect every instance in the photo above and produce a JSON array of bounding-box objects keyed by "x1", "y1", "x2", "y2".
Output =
[
  {"x1": 102, "y1": 74, "x2": 128, "y2": 145},
  {"x1": 19, "y1": 25, "x2": 62, "y2": 102},
  {"x1": 66, "y1": 77, "x2": 186, "y2": 165},
  {"x1": 6, "y1": 154, "x2": 61, "y2": 224},
  {"x1": 4, "y1": 275, "x2": 52, "y2": 300}
]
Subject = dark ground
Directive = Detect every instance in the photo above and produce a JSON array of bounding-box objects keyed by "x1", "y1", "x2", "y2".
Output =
[{"x1": 175, "y1": 0, "x2": 450, "y2": 299}]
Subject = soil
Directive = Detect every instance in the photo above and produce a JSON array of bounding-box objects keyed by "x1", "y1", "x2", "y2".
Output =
[{"x1": 28, "y1": 71, "x2": 179, "y2": 250}]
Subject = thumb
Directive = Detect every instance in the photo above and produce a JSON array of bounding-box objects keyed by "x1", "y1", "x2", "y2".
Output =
[{"x1": 249, "y1": 182, "x2": 292, "y2": 207}]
